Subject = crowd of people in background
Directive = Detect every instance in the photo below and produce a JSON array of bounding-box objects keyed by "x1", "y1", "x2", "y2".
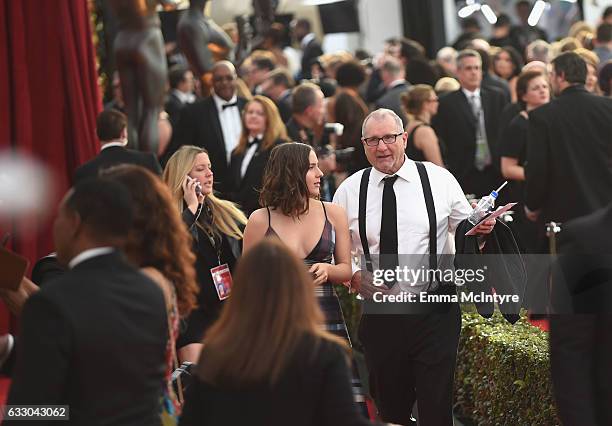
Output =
[{"x1": 1, "y1": 3, "x2": 612, "y2": 426}]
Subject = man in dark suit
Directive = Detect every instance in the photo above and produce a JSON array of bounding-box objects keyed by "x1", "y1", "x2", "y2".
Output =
[
  {"x1": 525, "y1": 51, "x2": 612, "y2": 225},
  {"x1": 292, "y1": 18, "x2": 323, "y2": 80},
  {"x1": 432, "y1": 49, "x2": 508, "y2": 197},
  {"x1": 164, "y1": 60, "x2": 247, "y2": 196},
  {"x1": 375, "y1": 56, "x2": 410, "y2": 127},
  {"x1": 73, "y1": 110, "x2": 162, "y2": 183},
  {"x1": 6, "y1": 179, "x2": 167, "y2": 426},
  {"x1": 260, "y1": 68, "x2": 294, "y2": 123},
  {"x1": 285, "y1": 82, "x2": 325, "y2": 146},
  {"x1": 165, "y1": 65, "x2": 196, "y2": 127},
  {"x1": 550, "y1": 202, "x2": 612, "y2": 426}
]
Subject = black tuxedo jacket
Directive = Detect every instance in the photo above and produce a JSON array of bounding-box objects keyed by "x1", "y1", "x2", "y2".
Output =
[
  {"x1": 549, "y1": 203, "x2": 612, "y2": 426},
  {"x1": 432, "y1": 87, "x2": 508, "y2": 186},
  {"x1": 525, "y1": 85, "x2": 612, "y2": 223},
  {"x1": 163, "y1": 95, "x2": 247, "y2": 196},
  {"x1": 6, "y1": 251, "x2": 167, "y2": 426},
  {"x1": 73, "y1": 146, "x2": 162, "y2": 184},
  {"x1": 165, "y1": 92, "x2": 186, "y2": 127},
  {"x1": 300, "y1": 38, "x2": 323, "y2": 79},
  {"x1": 228, "y1": 139, "x2": 285, "y2": 215},
  {"x1": 375, "y1": 82, "x2": 410, "y2": 127}
]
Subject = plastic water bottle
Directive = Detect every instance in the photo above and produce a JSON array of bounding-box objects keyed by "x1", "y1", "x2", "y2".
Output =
[{"x1": 468, "y1": 190, "x2": 498, "y2": 225}]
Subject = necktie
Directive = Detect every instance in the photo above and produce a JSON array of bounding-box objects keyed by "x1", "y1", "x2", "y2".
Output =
[
  {"x1": 469, "y1": 94, "x2": 491, "y2": 171},
  {"x1": 379, "y1": 175, "x2": 399, "y2": 288},
  {"x1": 247, "y1": 137, "x2": 260, "y2": 148},
  {"x1": 222, "y1": 102, "x2": 238, "y2": 110}
]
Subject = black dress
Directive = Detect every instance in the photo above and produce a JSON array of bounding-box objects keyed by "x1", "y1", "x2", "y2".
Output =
[
  {"x1": 405, "y1": 122, "x2": 446, "y2": 166},
  {"x1": 177, "y1": 205, "x2": 240, "y2": 348},
  {"x1": 405, "y1": 123, "x2": 427, "y2": 162},
  {"x1": 265, "y1": 203, "x2": 369, "y2": 418},
  {"x1": 500, "y1": 114, "x2": 540, "y2": 253},
  {"x1": 179, "y1": 335, "x2": 372, "y2": 426}
]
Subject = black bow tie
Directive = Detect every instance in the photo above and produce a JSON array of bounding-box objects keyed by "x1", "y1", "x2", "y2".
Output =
[
  {"x1": 247, "y1": 137, "x2": 261, "y2": 148},
  {"x1": 222, "y1": 102, "x2": 238, "y2": 110}
]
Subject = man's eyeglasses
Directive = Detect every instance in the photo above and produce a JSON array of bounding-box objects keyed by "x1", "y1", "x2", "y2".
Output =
[{"x1": 362, "y1": 133, "x2": 403, "y2": 147}]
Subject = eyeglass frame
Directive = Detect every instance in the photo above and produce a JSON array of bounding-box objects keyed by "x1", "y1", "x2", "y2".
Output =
[{"x1": 361, "y1": 132, "x2": 405, "y2": 147}]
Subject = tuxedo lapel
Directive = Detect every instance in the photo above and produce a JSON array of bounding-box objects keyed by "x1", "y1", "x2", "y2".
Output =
[
  {"x1": 456, "y1": 90, "x2": 478, "y2": 128},
  {"x1": 206, "y1": 99, "x2": 227, "y2": 160}
]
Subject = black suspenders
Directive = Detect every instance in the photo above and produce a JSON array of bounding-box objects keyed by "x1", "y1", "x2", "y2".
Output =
[{"x1": 358, "y1": 162, "x2": 437, "y2": 282}]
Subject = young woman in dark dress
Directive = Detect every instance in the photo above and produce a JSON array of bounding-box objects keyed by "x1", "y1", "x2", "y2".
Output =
[
  {"x1": 500, "y1": 70, "x2": 550, "y2": 252},
  {"x1": 242, "y1": 143, "x2": 369, "y2": 417},
  {"x1": 163, "y1": 145, "x2": 247, "y2": 362},
  {"x1": 401, "y1": 84, "x2": 444, "y2": 166}
]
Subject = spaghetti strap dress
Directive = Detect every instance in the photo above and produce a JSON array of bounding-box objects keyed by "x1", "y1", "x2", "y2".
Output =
[{"x1": 265, "y1": 202, "x2": 369, "y2": 417}]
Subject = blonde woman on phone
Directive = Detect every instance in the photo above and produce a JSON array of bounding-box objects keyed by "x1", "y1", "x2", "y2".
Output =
[{"x1": 163, "y1": 145, "x2": 247, "y2": 362}]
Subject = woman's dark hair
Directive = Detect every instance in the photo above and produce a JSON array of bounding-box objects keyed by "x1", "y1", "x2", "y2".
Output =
[
  {"x1": 104, "y1": 165, "x2": 199, "y2": 317},
  {"x1": 259, "y1": 143, "x2": 312, "y2": 217},
  {"x1": 515, "y1": 70, "x2": 546, "y2": 111},
  {"x1": 494, "y1": 46, "x2": 524, "y2": 79},
  {"x1": 335, "y1": 60, "x2": 366, "y2": 88}
]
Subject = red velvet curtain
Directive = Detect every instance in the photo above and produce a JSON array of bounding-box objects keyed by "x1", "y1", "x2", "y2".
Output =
[{"x1": 0, "y1": 0, "x2": 101, "y2": 332}]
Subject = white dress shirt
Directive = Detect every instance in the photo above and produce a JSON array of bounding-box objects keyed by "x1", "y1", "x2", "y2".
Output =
[
  {"x1": 68, "y1": 247, "x2": 114, "y2": 269},
  {"x1": 241, "y1": 133, "x2": 263, "y2": 178},
  {"x1": 332, "y1": 157, "x2": 471, "y2": 275},
  {"x1": 213, "y1": 94, "x2": 242, "y2": 164},
  {"x1": 172, "y1": 89, "x2": 196, "y2": 104}
]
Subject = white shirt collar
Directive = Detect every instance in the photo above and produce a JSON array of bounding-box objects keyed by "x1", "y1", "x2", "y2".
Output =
[
  {"x1": 462, "y1": 87, "x2": 481, "y2": 98},
  {"x1": 248, "y1": 133, "x2": 264, "y2": 143},
  {"x1": 301, "y1": 33, "x2": 316, "y2": 48},
  {"x1": 370, "y1": 155, "x2": 416, "y2": 186},
  {"x1": 68, "y1": 247, "x2": 114, "y2": 269},
  {"x1": 101, "y1": 140, "x2": 127, "y2": 150},
  {"x1": 213, "y1": 93, "x2": 238, "y2": 112},
  {"x1": 172, "y1": 89, "x2": 196, "y2": 104}
]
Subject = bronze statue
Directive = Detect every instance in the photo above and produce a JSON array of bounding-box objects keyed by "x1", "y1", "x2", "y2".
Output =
[
  {"x1": 177, "y1": 0, "x2": 235, "y2": 97},
  {"x1": 110, "y1": 0, "x2": 167, "y2": 154}
]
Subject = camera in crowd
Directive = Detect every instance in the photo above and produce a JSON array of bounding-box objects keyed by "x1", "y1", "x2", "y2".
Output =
[{"x1": 314, "y1": 144, "x2": 355, "y2": 171}]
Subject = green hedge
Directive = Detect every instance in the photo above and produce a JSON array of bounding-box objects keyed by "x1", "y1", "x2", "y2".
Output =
[{"x1": 455, "y1": 311, "x2": 559, "y2": 425}]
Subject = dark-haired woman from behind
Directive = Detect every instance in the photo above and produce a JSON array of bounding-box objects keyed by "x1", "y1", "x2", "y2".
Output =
[
  {"x1": 401, "y1": 84, "x2": 445, "y2": 166},
  {"x1": 179, "y1": 239, "x2": 372, "y2": 426},
  {"x1": 228, "y1": 95, "x2": 288, "y2": 216}
]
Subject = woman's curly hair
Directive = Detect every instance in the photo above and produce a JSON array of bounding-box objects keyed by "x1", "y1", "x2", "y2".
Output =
[
  {"x1": 104, "y1": 165, "x2": 199, "y2": 317},
  {"x1": 259, "y1": 142, "x2": 313, "y2": 217}
]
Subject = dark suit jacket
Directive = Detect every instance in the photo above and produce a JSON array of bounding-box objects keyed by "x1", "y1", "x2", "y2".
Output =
[
  {"x1": 163, "y1": 96, "x2": 247, "y2": 196},
  {"x1": 374, "y1": 81, "x2": 410, "y2": 127},
  {"x1": 276, "y1": 90, "x2": 292, "y2": 123},
  {"x1": 525, "y1": 85, "x2": 612, "y2": 223},
  {"x1": 549, "y1": 203, "x2": 612, "y2": 426},
  {"x1": 482, "y1": 73, "x2": 511, "y2": 104},
  {"x1": 179, "y1": 335, "x2": 370, "y2": 426},
  {"x1": 165, "y1": 91, "x2": 186, "y2": 127},
  {"x1": 300, "y1": 38, "x2": 323, "y2": 80},
  {"x1": 432, "y1": 87, "x2": 508, "y2": 190},
  {"x1": 6, "y1": 251, "x2": 167, "y2": 426},
  {"x1": 73, "y1": 146, "x2": 162, "y2": 184},
  {"x1": 228, "y1": 138, "x2": 286, "y2": 216}
]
